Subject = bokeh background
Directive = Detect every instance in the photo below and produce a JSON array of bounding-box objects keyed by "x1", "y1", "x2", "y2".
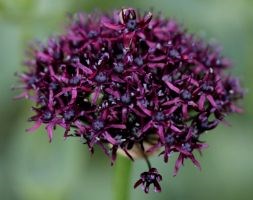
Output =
[{"x1": 0, "y1": 0, "x2": 252, "y2": 199}]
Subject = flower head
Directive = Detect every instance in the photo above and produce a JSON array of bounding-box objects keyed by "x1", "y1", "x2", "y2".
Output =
[{"x1": 16, "y1": 8, "x2": 243, "y2": 193}]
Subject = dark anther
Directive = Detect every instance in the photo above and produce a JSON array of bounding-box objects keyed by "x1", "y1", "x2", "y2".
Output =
[
  {"x1": 165, "y1": 134, "x2": 174, "y2": 145},
  {"x1": 169, "y1": 49, "x2": 181, "y2": 59},
  {"x1": 134, "y1": 57, "x2": 144, "y2": 66},
  {"x1": 126, "y1": 19, "x2": 137, "y2": 31},
  {"x1": 95, "y1": 72, "x2": 107, "y2": 83},
  {"x1": 38, "y1": 94, "x2": 47, "y2": 106},
  {"x1": 201, "y1": 83, "x2": 214, "y2": 93},
  {"x1": 140, "y1": 99, "x2": 149, "y2": 107},
  {"x1": 42, "y1": 110, "x2": 53, "y2": 122},
  {"x1": 88, "y1": 31, "x2": 98, "y2": 39},
  {"x1": 154, "y1": 112, "x2": 165, "y2": 122},
  {"x1": 182, "y1": 143, "x2": 191, "y2": 152},
  {"x1": 63, "y1": 109, "x2": 75, "y2": 121},
  {"x1": 121, "y1": 93, "x2": 131, "y2": 104},
  {"x1": 53, "y1": 51, "x2": 62, "y2": 60},
  {"x1": 216, "y1": 58, "x2": 221, "y2": 66},
  {"x1": 92, "y1": 120, "x2": 104, "y2": 131},
  {"x1": 69, "y1": 76, "x2": 81, "y2": 85},
  {"x1": 28, "y1": 76, "x2": 38, "y2": 86},
  {"x1": 71, "y1": 56, "x2": 80, "y2": 64},
  {"x1": 113, "y1": 62, "x2": 124, "y2": 73},
  {"x1": 98, "y1": 53, "x2": 110, "y2": 65},
  {"x1": 49, "y1": 82, "x2": 59, "y2": 90},
  {"x1": 180, "y1": 89, "x2": 192, "y2": 101},
  {"x1": 146, "y1": 174, "x2": 156, "y2": 183}
]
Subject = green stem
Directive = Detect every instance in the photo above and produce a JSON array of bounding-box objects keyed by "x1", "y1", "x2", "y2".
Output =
[{"x1": 113, "y1": 155, "x2": 132, "y2": 200}]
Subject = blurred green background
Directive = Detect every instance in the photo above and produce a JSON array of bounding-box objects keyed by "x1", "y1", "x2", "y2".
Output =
[{"x1": 0, "y1": 0, "x2": 252, "y2": 199}]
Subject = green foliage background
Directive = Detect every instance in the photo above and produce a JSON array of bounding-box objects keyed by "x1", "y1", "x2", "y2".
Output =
[{"x1": 0, "y1": 0, "x2": 252, "y2": 199}]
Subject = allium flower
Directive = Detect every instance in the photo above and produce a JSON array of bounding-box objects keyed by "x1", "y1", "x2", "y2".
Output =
[{"x1": 16, "y1": 8, "x2": 243, "y2": 193}]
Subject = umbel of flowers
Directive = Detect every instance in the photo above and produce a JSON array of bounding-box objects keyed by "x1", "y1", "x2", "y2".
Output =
[{"x1": 17, "y1": 8, "x2": 243, "y2": 193}]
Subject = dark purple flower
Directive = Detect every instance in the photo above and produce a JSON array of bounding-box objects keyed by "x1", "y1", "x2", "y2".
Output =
[
  {"x1": 134, "y1": 168, "x2": 162, "y2": 193},
  {"x1": 16, "y1": 8, "x2": 243, "y2": 193}
]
